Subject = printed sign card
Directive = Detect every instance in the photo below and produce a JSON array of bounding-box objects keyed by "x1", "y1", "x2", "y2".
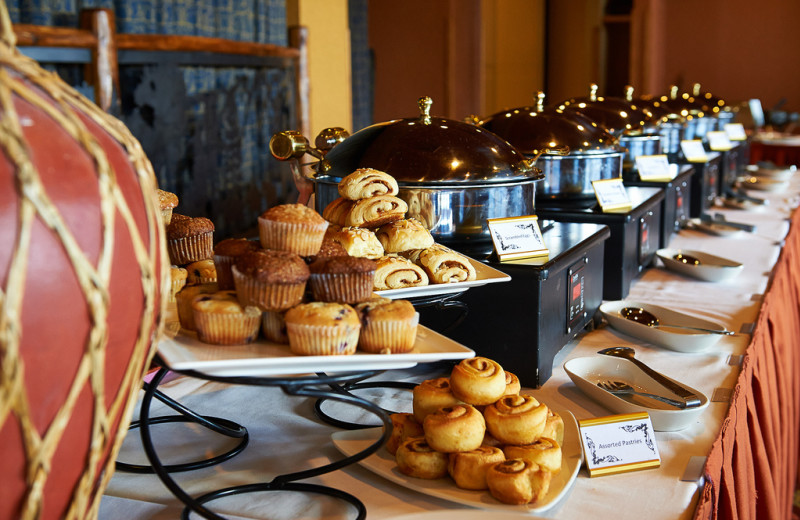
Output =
[
  {"x1": 724, "y1": 123, "x2": 747, "y2": 141},
  {"x1": 680, "y1": 139, "x2": 709, "y2": 163},
  {"x1": 578, "y1": 412, "x2": 661, "y2": 477},
  {"x1": 487, "y1": 215, "x2": 549, "y2": 261},
  {"x1": 592, "y1": 178, "x2": 632, "y2": 213},
  {"x1": 706, "y1": 130, "x2": 733, "y2": 151},
  {"x1": 635, "y1": 154, "x2": 674, "y2": 182}
]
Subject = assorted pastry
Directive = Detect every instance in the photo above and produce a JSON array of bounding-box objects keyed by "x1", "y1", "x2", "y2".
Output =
[
  {"x1": 323, "y1": 168, "x2": 478, "y2": 290},
  {"x1": 389, "y1": 356, "x2": 565, "y2": 506}
]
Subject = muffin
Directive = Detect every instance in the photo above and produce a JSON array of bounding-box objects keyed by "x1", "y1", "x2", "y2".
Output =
[
  {"x1": 175, "y1": 282, "x2": 220, "y2": 331},
  {"x1": 304, "y1": 236, "x2": 349, "y2": 264},
  {"x1": 232, "y1": 249, "x2": 310, "y2": 311},
  {"x1": 354, "y1": 298, "x2": 418, "y2": 353},
  {"x1": 156, "y1": 189, "x2": 178, "y2": 224},
  {"x1": 213, "y1": 238, "x2": 261, "y2": 290},
  {"x1": 258, "y1": 203, "x2": 329, "y2": 256},
  {"x1": 169, "y1": 266, "x2": 188, "y2": 301},
  {"x1": 308, "y1": 255, "x2": 376, "y2": 304},
  {"x1": 284, "y1": 302, "x2": 361, "y2": 356},
  {"x1": 262, "y1": 310, "x2": 289, "y2": 344},
  {"x1": 192, "y1": 290, "x2": 262, "y2": 345},
  {"x1": 186, "y1": 258, "x2": 217, "y2": 285},
  {"x1": 166, "y1": 216, "x2": 214, "y2": 265}
]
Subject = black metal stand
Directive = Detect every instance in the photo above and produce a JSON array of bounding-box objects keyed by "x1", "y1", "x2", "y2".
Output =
[{"x1": 129, "y1": 366, "x2": 393, "y2": 520}]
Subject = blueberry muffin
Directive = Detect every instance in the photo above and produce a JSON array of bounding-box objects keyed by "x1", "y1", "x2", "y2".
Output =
[{"x1": 284, "y1": 301, "x2": 361, "y2": 356}]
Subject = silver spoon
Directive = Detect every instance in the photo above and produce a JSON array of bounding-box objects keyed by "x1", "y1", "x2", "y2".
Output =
[
  {"x1": 619, "y1": 306, "x2": 734, "y2": 336},
  {"x1": 596, "y1": 380, "x2": 688, "y2": 409},
  {"x1": 597, "y1": 346, "x2": 702, "y2": 407}
]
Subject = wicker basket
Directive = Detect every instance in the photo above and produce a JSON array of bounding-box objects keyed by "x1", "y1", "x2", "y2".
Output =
[{"x1": 0, "y1": 6, "x2": 168, "y2": 520}]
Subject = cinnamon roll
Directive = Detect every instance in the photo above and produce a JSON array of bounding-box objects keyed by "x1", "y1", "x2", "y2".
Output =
[
  {"x1": 338, "y1": 168, "x2": 399, "y2": 200},
  {"x1": 345, "y1": 195, "x2": 408, "y2": 228},
  {"x1": 386, "y1": 413, "x2": 425, "y2": 455},
  {"x1": 395, "y1": 438, "x2": 448, "y2": 479},
  {"x1": 423, "y1": 404, "x2": 486, "y2": 453},
  {"x1": 373, "y1": 255, "x2": 429, "y2": 290},
  {"x1": 376, "y1": 218, "x2": 434, "y2": 253},
  {"x1": 486, "y1": 459, "x2": 552, "y2": 505},
  {"x1": 503, "y1": 437, "x2": 562, "y2": 473},
  {"x1": 322, "y1": 197, "x2": 354, "y2": 227},
  {"x1": 412, "y1": 377, "x2": 463, "y2": 423},
  {"x1": 449, "y1": 357, "x2": 507, "y2": 406},
  {"x1": 504, "y1": 371, "x2": 521, "y2": 396},
  {"x1": 414, "y1": 243, "x2": 477, "y2": 283},
  {"x1": 541, "y1": 408, "x2": 565, "y2": 446},
  {"x1": 447, "y1": 446, "x2": 506, "y2": 490},
  {"x1": 484, "y1": 394, "x2": 548, "y2": 445}
]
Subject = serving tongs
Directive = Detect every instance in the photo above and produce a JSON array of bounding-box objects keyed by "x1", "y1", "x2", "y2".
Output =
[
  {"x1": 723, "y1": 186, "x2": 769, "y2": 206},
  {"x1": 699, "y1": 212, "x2": 756, "y2": 233},
  {"x1": 598, "y1": 347, "x2": 703, "y2": 408}
]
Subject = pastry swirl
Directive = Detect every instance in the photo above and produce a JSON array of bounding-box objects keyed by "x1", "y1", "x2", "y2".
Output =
[
  {"x1": 395, "y1": 438, "x2": 448, "y2": 479},
  {"x1": 542, "y1": 409, "x2": 565, "y2": 446},
  {"x1": 447, "y1": 446, "x2": 506, "y2": 490},
  {"x1": 503, "y1": 437, "x2": 562, "y2": 473},
  {"x1": 412, "y1": 377, "x2": 463, "y2": 423},
  {"x1": 423, "y1": 404, "x2": 486, "y2": 453},
  {"x1": 412, "y1": 243, "x2": 477, "y2": 283},
  {"x1": 504, "y1": 371, "x2": 521, "y2": 396},
  {"x1": 345, "y1": 195, "x2": 408, "y2": 228},
  {"x1": 373, "y1": 255, "x2": 429, "y2": 290},
  {"x1": 322, "y1": 197, "x2": 354, "y2": 226},
  {"x1": 376, "y1": 218, "x2": 434, "y2": 253},
  {"x1": 386, "y1": 413, "x2": 425, "y2": 455},
  {"x1": 338, "y1": 168, "x2": 399, "y2": 200},
  {"x1": 449, "y1": 357, "x2": 507, "y2": 406},
  {"x1": 484, "y1": 394, "x2": 548, "y2": 445},
  {"x1": 486, "y1": 458, "x2": 552, "y2": 505}
]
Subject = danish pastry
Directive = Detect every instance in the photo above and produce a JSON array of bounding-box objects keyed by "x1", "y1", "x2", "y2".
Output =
[
  {"x1": 486, "y1": 458, "x2": 552, "y2": 505},
  {"x1": 412, "y1": 244, "x2": 477, "y2": 283},
  {"x1": 423, "y1": 404, "x2": 485, "y2": 453},
  {"x1": 376, "y1": 218, "x2": 434, "y2": 253},
  {"x1": 447, "y1": 446, "x2": 506, "y2": 490},
  {"x1": 331, "y1": 227, "x2": 385, "y2": 259},
  {"x1": 412, "y1": 377, "x2": 463, "y2": 423},
  {"x1": 345, "y1": 195, "x2": 407, "y2": 228},
  {"x1": 338, "y1": 168, "x2": 399, "y2": 199},
  {"x1": 395, "y1": 438, "x2": 448, "y2": 479},
  {"x1": 322, "y1": 197, "x2": 354, "y2": 226},
  {"x1": 503, "y1": 437, "x2": 562, "y2": 473},
  {"x1": 373, "y1": 255, "x2": 429, "y2": 290},
  {"x1": 449, "y1": 357, "x2": 507, "y2": 406},
  {"x1": 484, "y1": 394, "x2": 548, "y2": 445}
]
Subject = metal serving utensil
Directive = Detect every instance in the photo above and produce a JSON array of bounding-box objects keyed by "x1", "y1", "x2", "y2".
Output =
[
  {"x1": 597, "y1": 380, "x2": 690, "y2": 409},
  {"x1": 619, "y1": 306, "x2": 734, "y2": 336},
  {"x1": 597, "y1": 347, "x2": 702, "y2": 407}
]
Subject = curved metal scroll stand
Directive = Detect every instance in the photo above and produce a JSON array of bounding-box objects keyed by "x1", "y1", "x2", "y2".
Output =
[
  {"x1": 314, "y1": 292, "x2": 468, "y2": 430},
  {"x1": 121, "y1": 366, "x2": 392, "y2": 520}
]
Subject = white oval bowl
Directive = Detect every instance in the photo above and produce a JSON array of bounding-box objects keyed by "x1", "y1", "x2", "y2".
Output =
[{"x1": 656, "y1": 248, "x2": 743, "y2": 282}]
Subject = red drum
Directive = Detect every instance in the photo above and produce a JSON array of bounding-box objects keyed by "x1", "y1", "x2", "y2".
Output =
[{"x1": 0, "y1": 14, "x2": 167, "y2": 520}]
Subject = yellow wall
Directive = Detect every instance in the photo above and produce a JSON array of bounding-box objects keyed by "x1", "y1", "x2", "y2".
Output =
[{"x1": 287, "y1": 0, "x2": 353, "y2": 137}]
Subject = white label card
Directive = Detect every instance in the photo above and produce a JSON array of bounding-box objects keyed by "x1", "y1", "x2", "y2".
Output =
[
  {"x1": 680, "y1": 139, "x2": 709, "y2": 162},
  {"x1": 724, "y1": 123, "x2": 747, "y2": 141},
  {"x1": 487, "y1": 215, "x2": 549, "y2": 261},
  {"x1": 635, "y1": 154, "x2": 674, "y2": 181},
  {"x1": 592, "y1": 178, "x2": 632, "y2": 212},
  {"x1": 579, "y1": 412, "x2": 661, "y2": 477},
  {"x1": 707, "y1": 131, "x2": 733, "y2": 151}
]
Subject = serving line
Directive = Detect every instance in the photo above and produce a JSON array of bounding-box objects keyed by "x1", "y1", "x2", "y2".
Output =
[{"x1": 100, "y1": 174, "x2": 798, "y2": 519}]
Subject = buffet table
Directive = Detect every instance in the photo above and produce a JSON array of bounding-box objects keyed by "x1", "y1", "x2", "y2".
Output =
[{"x1": 99, "y1": 177, "x2": 800, "y2": 519}]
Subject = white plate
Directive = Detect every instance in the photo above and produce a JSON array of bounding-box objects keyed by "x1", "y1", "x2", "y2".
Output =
[
  {"x1": 157, "y1": 322, "x2": 474, "y2": 377},
  {"x1": 656, "y1": 248, "x2": 743, "y2": 282},
  {"x1": 331, "y1": 410, "x2": 582, "y2": 514},
  {"x1": 376, "y1": 258, "x2": 510, "y2": 299},
  {"x1": 687, "y1": 218, "x2": 744, "y2": 237},
  {"x1": 739, "y1": 176, "x2": 789, "y2": 192},
  {"x1": 599, "y1": 300, "x2": 727, "y2": 353},
  {"x1": 563, "y1": 356, "x2": 709, "y2": 431},
  {"x1": 386, "y1": 511, "x2": 549, "y2": 520},
  {"x1": 744, "y1": 164, "x2": 796, "y2": 181}
]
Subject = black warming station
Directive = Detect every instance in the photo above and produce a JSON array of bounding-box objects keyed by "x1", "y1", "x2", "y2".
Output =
[
  {"x1": 678, "y1": 152, "x2": 722, "y2": 218},
  {"x1": 717, "y1": 141, "x2": 751, "y2": 196},
  {"x1": 420, "y1": 221, "x2": 609, "y2": 388},
  {"x1": 536, "y1": 186, "x2": 664, "y2": 300},
  {"x1": 624, "y1": 164, "x2": 694, "y2": 247}
]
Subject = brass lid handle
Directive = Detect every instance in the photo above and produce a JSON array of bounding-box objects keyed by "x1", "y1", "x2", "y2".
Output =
[
  {"x1": 270, "y1": 131, "x2": 309, "y2": 161},
  {"x1": 589, "y1": 83, "x2": 599, "y2": 102},
  {"x1": 418, "y1": 96, "x2": 433, "y2": 125},
  {"x1": 536, "y1": 91, "x2": 546, "y2": 113},
  {"x1": 315, "y1": 127, "x2": 350, "y2": 154},
  {"x1": 625, "y1": 85, "x2": 634, "y2": 102}
]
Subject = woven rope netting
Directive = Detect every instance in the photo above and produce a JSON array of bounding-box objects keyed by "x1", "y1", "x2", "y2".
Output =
[{"x1": 0, "y1": 2, "x2": 167, "y2": 518}]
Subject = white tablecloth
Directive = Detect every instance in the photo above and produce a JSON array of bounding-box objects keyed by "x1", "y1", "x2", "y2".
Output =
[{"x1": 100, "y1": 177, "x2": 799, "y2": 520}]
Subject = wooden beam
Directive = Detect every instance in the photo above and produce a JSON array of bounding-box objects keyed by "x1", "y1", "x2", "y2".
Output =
[
  {"x1": 116, "y1": 34, "x2": 300, "y2": 59},
  {"x1": 13, "y1": 24, "x2": 96, "y2": 48},
  {"x1": 80, "y1": 9, "x2": 118, "y2": 113},
  {"x1": 289, "y1": 25, "x2": 310, "y2": 139}
]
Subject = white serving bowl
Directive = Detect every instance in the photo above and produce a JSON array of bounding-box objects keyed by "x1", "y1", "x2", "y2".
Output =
[
  {"x1": 564, "y1": 355, "x2": 709, "y2": 431},
  {"x1": 599, "y1": 300, "x2": 727, "y2": 353},
  {"x1": 656, "y1": 248, "x2": 743, "y2": 282},
  {"x1": 739, "y1": 175, "x2": 789, "y2": 192},
  {"x1": 744, "y1": 163, "x2": 796, "y2": 181}
]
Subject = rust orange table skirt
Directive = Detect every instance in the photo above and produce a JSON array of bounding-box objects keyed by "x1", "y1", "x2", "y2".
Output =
[
  {"x1": 693, "y1": 209, "x2": 800, "y2": 520},
  {"x1": 749, "y1": 140, "x2": 800, "y2": 167}
]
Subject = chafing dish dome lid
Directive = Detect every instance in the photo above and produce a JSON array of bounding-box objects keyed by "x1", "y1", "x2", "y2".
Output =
[
  {"x1": 317, "y1": 96, "x2": 541, "y2": 185},
  {"x1": 478, "y1": 92, "x2": 618, "y2": 155},
  {"x1": 558, "y1": 84, "x2": 659, "y2": 136}
]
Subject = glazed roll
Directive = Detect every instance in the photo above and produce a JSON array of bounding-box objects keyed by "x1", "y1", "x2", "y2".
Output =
[
  {"x1": 484, "y1": 394, "x2": 548, "y2": 445},
  {"x1": 415, "y1": 243, "x2": 477, "y2": 283},
  {"x1": 373, "y1": 255, "x2": 429, "y2": 290},
  {"x1": 322, "y1": 197, "x2": 354, "y2": 227},
  {"x1": 503, "y1": 438, "x2": 562, "y2": 473},
  {"x1": 447, "y1": 446, "x2": 506, "y2": 490},
  {"x1": 449, "y1": 357, "x2": 507, "y2": 406},
  {"x1": 345, "y1": 195, "x2": 408, "y2": 228},
  {"x1": 423, "y1": 404, "x2": 486, "y2": 453},
  {"x1": 376, "y1": 218, "x2": 434, "y2": 253},
  {"x1": 386, "y1": 413, "x2": 425, "y2": 455},
  {"x1": 541, "y1": 409, "x2": 565, "y2": 447},
  {"x1": 338, "y1": 168, "x2": 399, "y2": 200},
  {"x1": 395, "y1": 438, "x2": 448, "y2": 479},
  {"x1": 412, "y1": 377, "x2": 463, "y2": 423},
  {"x1": 486, "y1": 459, "x2": 552, "y2": 505}
]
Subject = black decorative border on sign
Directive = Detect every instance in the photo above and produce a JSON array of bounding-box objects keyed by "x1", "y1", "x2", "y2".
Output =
[{"x1": 620, "y1": 422, "x2": 656, "y2": 454}]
